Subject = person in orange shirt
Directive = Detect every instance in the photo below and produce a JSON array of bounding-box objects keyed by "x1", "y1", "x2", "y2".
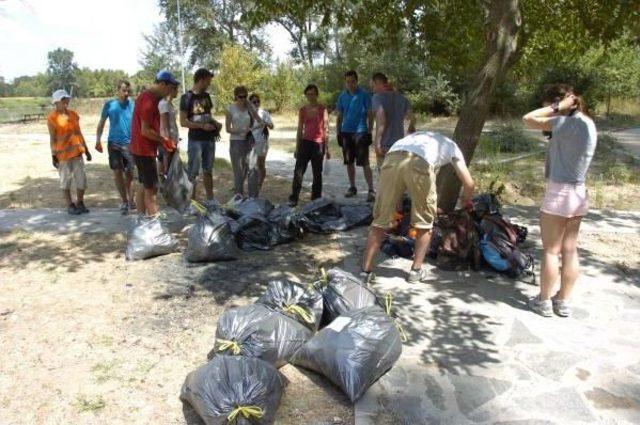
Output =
[{"x1": 47, "y1": 89, "x2": 92, "y2": 215}]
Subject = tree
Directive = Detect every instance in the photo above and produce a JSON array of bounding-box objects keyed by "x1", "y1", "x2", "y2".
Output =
[
  {"x1": 211, "y1": 43, "x2": 265, "y2": 107},
  {"x1": 46, "y1": 48, "x2": 78, "y2": 93},
  {"x1": 139, "y1": 22, "x2": 182, "y2": 81}
]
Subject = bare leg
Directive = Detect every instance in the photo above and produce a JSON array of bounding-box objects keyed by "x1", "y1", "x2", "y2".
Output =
[
  {"x1": 557, "y1": 216, "x2": 583, "y2": 300},
  {"x1": 144, "y1": 188, "x2": 158, "y2": 216},
  {"x1": 362, "y1": 226, "x2": 386, "y2": 272},
  {"x1": 363, "y1": 164, "x2": 374, "y2": 191},
  {"x1": 63, "y1": 189, "x2": 72, "y2": 206},
  {"x1": 113, "y1": 170, "x2": 127, "y2": 203},
  {"x1": 347, "y1": 163, "x2": 356, "y2": 188},
  {"x1": 136, "y1": 186, "x2": 146, "y2": 215},
  {"x1": 257, "y1": 156, "x2": 267, "y2": 188},
  {"x1": 76, "y1": 189, "x2": 85, "y2": 204},
  {"x1": 203, "y1": 172, "x2": 214, "y2": 200},
  {"x1": 125, "y1": 171, "x2": 134, "y2": 205},
  {"x1": 539, "y1": 212, "x2": 567, "y2": 300},
  {"x1": 411, "y1": 228, "x2": 432, "y2": 270}
]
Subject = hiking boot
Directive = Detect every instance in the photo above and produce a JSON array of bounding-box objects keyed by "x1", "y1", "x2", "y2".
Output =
[
  {"x1": 345, "y1": 187, "x2": 357, "y2": 198},
  {"x1": 77, "y1": 202, "x2": 90, "y2": 214},
  {"x1": 67, "y1": 203, "x2": 81, "y2": 215},
  {"x1": 120, "y1": 202, "x2": 129, "y2": 215},
  {"x1": 406, "y1": 267, "x2": 429, "y2": 283},
  {"x1": 366, "y1": 190, "x2": 376, "y2": 203},
  {"x1": 528, "y1": 295, "x2": 553, "y2": 317},
  {"x1": 360, "y1": 270, "x2": 376, "y2": 286},
  {"x1": 551, "y1": 295, "x2": 572, "y2": 317},
  {"x1": 287, "y1": 196, "x2": 298, "y2": 207},
  {"x1": 129, "y1": 200, "x2": 137, "y2": 211}
]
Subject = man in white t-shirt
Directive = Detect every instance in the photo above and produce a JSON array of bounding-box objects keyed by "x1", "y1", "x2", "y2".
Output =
[
  {"x1": 361, "y1": 131, "x2": 475, "y2": 284},
  {"x1": 158, "y1": 84, "x2": 180, "y2": 176},
  {"x1": 247, "y1": 93, "x2": 274, "y2": 197}
]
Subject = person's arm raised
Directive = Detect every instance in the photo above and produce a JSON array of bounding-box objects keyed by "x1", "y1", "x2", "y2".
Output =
[{"x1": 522, "y1": 95, "x2": 577, "y2": 131}]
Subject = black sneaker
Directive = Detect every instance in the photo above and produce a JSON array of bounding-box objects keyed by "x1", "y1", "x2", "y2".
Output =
[
  {"x1": 77, "y1": 202, "x2": 90, "y2": 214},
  {"x1": 345, "y1": 187, "x2": 357, "y2": 198},
  {"x1": 366, "y1": 190, "x2": 376, "y2": 203},
  {"x1": 67, "y1": 203, "x2": 81, "y2": 215}
]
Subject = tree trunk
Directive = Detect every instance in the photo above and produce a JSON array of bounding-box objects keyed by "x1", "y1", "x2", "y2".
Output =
[{"x1": 436, "y1": 0, "x2": 522, "y2": 211}]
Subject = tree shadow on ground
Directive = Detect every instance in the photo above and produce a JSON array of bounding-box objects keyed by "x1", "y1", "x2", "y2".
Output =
[
  {"x1": 0, "y1": 163, "x2": 121, "y2": 209},
  {"x1": 0, "y1": 230, "x2": 124, "y2": 273}
]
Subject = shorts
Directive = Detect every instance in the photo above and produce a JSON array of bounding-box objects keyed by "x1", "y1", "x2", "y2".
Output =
[
  {"x1": 107, "y1": 143, "x2": 134, "y2": 173},
  {"x1": 133, "y1": 155, "x2": 158, "y2": 189},
  {"x1": 187, "y1": 139, "x2": 215, "y2": 179},
  {"x1": 540, "y1": 180, "x2": 588, "y2": 218},
  {"x1": 58, "y1": 155, "x2": 87, "y2": 190},
  {"x1": 253, "y1": 140, "x2": 269, "y2": 157},
  {"x1": 372, "y1": 151, "x2": 437, "y2": 230},
  {"x1": 341, "y1": 132, "x2": 371, "y2": 166}
]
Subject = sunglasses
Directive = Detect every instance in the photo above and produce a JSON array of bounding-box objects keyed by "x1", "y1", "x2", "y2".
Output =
[
  {"x1": 237, "y1": 95, "x2": 247, "y2": 99},
  {"x1": 251, "y1": 100, "x2": 260, "y2": 104}
]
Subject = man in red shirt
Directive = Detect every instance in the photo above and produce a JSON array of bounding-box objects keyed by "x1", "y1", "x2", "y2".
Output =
[{"x1": 130, "y1": 70, "x2": 179, "y2": 216}]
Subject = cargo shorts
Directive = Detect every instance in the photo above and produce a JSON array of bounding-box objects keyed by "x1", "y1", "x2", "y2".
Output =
[{"x1": 371, "y1": 150, "x2": 437, "y2": 230}]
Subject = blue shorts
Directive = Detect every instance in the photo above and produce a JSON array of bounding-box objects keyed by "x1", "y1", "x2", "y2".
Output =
[{"x1": 187, "y1": 139, "x2": 215, "y2": 179}]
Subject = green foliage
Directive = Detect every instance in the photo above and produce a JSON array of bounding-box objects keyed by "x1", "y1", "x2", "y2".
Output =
[
  {"x1": 11, "y1": 74, "x2": 48, "y2": 97},
  {"x1": 211, "y1": 44, "x2": 265, "y2": 108},
  {"x1": 260, "y1": 61, "x2": 304, "y2": 112},
  {"x1": 406, "y1": 73, "x2": 460, "y2": 115},
  {"x1": 46, "y1": 48, "x2": 78, "y2": 92},
  {"x1": 487, "y1": 123, "x2": 539, "y2": 153},
  {"x1": 74, "y1": 68, "x2": 129, "y2": 98}
]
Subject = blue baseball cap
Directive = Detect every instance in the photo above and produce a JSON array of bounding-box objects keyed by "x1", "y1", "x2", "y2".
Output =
[{"x1": 155, "y1": 70, "x2": 179, "y2": 85}]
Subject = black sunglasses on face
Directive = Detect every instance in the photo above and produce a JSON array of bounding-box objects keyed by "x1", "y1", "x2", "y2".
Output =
[
  {"x1": 251, "y1": 100, "x2": 260, "y2": 104},
  {"x1": 237, "y1": 95, "x2": 247, "y2": 99}
]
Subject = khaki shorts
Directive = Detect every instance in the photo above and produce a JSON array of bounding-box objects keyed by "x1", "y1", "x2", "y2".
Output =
[
  {"x1": 371, "y1": 151, "x2": 437, "y2": 230},
  {"x1": 58, "y1": 156, "x2": 87, "y2": 190}
]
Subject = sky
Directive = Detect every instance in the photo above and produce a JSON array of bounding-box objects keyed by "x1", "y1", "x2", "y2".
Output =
[{"x1": 0, "y1": 0, "x2": 292, "y2": 82}]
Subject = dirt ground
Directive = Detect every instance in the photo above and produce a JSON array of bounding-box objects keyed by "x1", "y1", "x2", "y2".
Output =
[{"x1": 1, "y1": 115, "x2": 639, "y2": 424}]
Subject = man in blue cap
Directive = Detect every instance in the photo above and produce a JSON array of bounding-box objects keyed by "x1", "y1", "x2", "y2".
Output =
[{"x1": 130, "y1": 70, "x2": 179, "y2": 216}]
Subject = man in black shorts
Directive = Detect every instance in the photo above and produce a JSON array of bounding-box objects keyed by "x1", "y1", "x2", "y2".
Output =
[
  {"x1": 336, "y1": 70, "x2": 375, "y2": 202},
  {"x1": 130, "y1": 71, "x2": 179, "y2": 216},
  {"x1": 95, "y1": 80, "x2": 135, "y2": 214}
]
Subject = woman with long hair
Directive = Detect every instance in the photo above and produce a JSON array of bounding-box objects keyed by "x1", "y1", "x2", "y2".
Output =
[{"x1": 522, "y1": 84, "x2": 597, "y2": 317}]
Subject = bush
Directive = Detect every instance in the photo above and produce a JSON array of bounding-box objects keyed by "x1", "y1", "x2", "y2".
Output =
[
  {"x1": 406, "y1": 73, "x2": 460, "y2": 115},
  {"x1": 485, "y1": 123, "x2": 539, "y2": 153}
]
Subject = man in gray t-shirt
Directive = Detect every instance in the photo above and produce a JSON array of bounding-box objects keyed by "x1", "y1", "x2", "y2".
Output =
[{"x1": 370, "y1": 73, "x2": 416, "y2": 167}]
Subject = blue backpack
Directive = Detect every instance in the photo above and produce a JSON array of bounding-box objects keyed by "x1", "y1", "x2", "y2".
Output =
[{"x1": 478, "y1": 214, "x2": 534, "y2": 282}]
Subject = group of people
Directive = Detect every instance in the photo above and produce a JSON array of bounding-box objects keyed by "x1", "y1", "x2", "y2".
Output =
[{"x1": 46, "y1": 68, "x2": 596, "y2": 318}]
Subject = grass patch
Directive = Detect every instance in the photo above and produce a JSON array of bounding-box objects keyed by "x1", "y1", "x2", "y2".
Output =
[
  {"x1": 76, "y1": 395, "x2": 106, "y2": 412},
  {"x1": 91, "y1": 360, "x2": 121, "y2": 383},
  {"x1": 481, "y1": 122, "x2": 539, "y2": 154}
]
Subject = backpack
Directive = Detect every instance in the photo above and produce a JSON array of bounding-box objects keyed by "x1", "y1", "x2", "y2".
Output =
[
  {"x1": 434, "y1": 210, "x2": 481, "y2": 271},
  {"x1": 479, "y1": 214, "x2": 534, "y2": 281}
]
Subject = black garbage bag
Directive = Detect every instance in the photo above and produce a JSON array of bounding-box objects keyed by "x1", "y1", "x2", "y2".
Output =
[
  {"x1": 257, "y1": 280, "x2": 324, "y2": 331},
  {"x1": 126, "y1": 216, "x2": 178, "y2": 261},
  {"x1": 181, "y1": 355, "x2": 284, "y2": 425},
  {"x1": 267, "y1": 204, "x2": 304, "y2": 241},
  {"x1": 292, "y1": 305, "x2": 402, "y2": 402},
  {"x1": 381, "y1": 235, "x2": 415, "y2": 259},
  {"x1": 210, "y1": 304, "x2": 312, "y2": 368},
  {"x1": 235, "y1": 214, "x2": 278, "y2": 251},
  {"x1": 319, "y1": 268, "x2": 380, "y2": 325},
  {"x1": 185, "y1": 211, "x2": 240, "y2": 262},
  {"x1": 162, "y1": 153, "x2": 193, "y2": 214},
  {"x1": 300, "y1": 198, "x2": 346, "y2": 233},
  {"x1": 340, "y1": 204, "x2": 373, "y2": 228},
  {"x1": 225, "y1": 197, "x2": 274, "y2": 219}
]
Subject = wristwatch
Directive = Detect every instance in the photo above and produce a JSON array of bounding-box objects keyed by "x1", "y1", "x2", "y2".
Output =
[{"x1": 550, "y1": 102, "x2": 560, "y2": 114}]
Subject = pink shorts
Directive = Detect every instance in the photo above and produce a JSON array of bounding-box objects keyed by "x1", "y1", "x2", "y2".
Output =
[{"x1": 540, "y1": 180, "x2": 588, "y2": 218}]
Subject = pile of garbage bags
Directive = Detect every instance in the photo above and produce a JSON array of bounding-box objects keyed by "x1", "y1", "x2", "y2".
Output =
[
  {"x1": 180, "y1": 268, "x2": 403, "y2": 424},
  {"x1": 126, "y1": 195, "x2": 372, "y2": 262},
  {"x1": 381, "y1": 191, "x2": 533, "y2": 279}
]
